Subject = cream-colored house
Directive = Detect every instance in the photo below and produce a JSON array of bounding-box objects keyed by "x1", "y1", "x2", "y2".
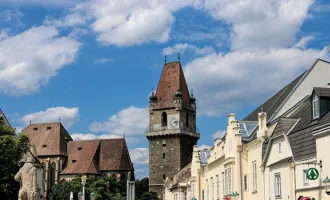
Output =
[{"x1": 162, "y1": 59, "x2": 330, "y2": 200}]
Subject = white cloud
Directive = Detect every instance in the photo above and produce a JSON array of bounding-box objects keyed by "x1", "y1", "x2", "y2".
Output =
[
  {"x1": 0, "y1": 0, "x2": 79, "y2": 7},
  {"x1": 0, "y1": 29, "x2": 9, "y2": 41},
  {"x1": 0, "y1": 9, "x2": 24, "y2": 23},
  {"x1": 70, "y1": 133, "x2": 120, "y2": 141},
  {"x1": 93, "y1": 58, "x2": 115, "y2": 65},
  {"x1": 201, "y1": 0, "x2": 314, "y2": 50},
  {"x1": 21, "y1": 107, "x2": 80, "y2": 129},
  {"x1": 198, "y1": 144, "x2": 211, "y2": 150},
  {"x1": 47, "y1": 0, "x2": 202, "y2": 46},
  {"x1": 293, "y1": 36, "x2": 314, "y2": 49},
  {"x1": 129, "y1": 148, "x2": 149, "y2": 179},
  {"x1": 184, "y1": 47, "x2": 330, "y2": 116},
  {"x1": 212, "y1": 130, "x2": 226, "y2": 140},
  {"x1": 129, "y1": 148, "x2": 149, "y2": 165},
  {"x1": 0, "y1": 26, "x2": 81, "y2": 95},
  {"x1": 89, "y1": 106, "x2": 149, "y2": 137},
  {"x1": 162, "y1": 43, "x2": 215, "y2": 56}
]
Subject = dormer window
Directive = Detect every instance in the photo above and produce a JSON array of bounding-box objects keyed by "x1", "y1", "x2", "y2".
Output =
[{"x1": 312, "y1": 94, "x2": 320, "y2": 119}]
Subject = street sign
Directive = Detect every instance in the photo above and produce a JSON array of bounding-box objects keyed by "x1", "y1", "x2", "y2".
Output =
[{"x1": 306, "y1": 168, "x2": 319, "y2": 180}]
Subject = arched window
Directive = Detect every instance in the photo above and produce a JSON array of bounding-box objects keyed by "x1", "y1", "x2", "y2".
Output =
[
  {"x1": 49, "y1": 163, "x2": 56, "y2": 188},
  {"x1": 186, "y1": 113, "x2": 189, "y2": 127},
  {"x1": 162, "y1": 112, "x2": 167, "y2": 126}
]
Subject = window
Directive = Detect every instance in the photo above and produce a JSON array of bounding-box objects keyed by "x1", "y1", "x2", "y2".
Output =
[
  {"x1": 216, "y1": 175, "x2": 219, "y2": 199},
  {"x1": 163, "y1": 153, "x2": 165, "y2": 159},
  {"x1": 206, "y1": 179, "x2": 209, "y2": 200},
  {"x1": 50, "y1": 163, "x2": 56, "y2": 187},
  {"x1": 72, "y1": 160, "x2": 76, "y2": 163},
  {"x1": 303, "y1": 170, "x2": 309, "y2": 185},
  {"x1": 222, "y1": 173, "x2": 225, "y2": 197},
  {"x1": 163, "y1": 175, "x2": 166, "y2": 180},
  {"x1": 202, "y1": 190, "x2": 205, "y2": 200},
  {"x1": 78, "y1": 147, "x2": 82, "y2": 151},
  {"x1": 47, "y1": 126, "x2": 51, "y2": 130},
  {"x1": 275, "y1": 173, "x2": 281, "y2": 197},
  {"x1": 186, "y1": 113, "x2": 189, "y2": 127},
  {"x1": 33, "y1": 127, "x2": 38, "y2": 130},
  {"x1": 225, "y1": 167, "x2": 232, "y2": 195},
  {"x1": 312, "y1": 95, "x2": 320, "y2": 119},
  {"x1": 211, "y1": 177, "x2": 214, "y2": 200},
  {"x1": 252, "y1": 162, "x2": 257, "y2": 192},
  {"x1": 162, "y1": 112, "x2": 167, "y2": 126},
  {"x1": 244, "y1": 175, "x2": 248, "y2": 191},
  {"x1": 278, "y1": 143, "x2": 282, "y2": 153},
  {"x1": 42, "y1": 144, "x2": 47, "y2": 148}
]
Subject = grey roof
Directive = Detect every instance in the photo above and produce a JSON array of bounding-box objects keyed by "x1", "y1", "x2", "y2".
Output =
[
  {"x1": 314, "y1": 87, "x2": 330, "y2": 97},
  {"x1": 287, "y1": 97, "x2": 330, "y2": 161},
  {"x1": 271, "y1": 118, "x2": 298, "y2": 138},
  {"x1": 243, "y1": 71, "x2": 306, "y2": 121},
  {"x1": 0, "y1": 109, "x2": 11, "y2": 127}
]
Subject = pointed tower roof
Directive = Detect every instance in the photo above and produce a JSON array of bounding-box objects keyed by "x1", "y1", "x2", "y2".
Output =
[{"x1": 155, "y1": 61, "x2": 191, "y2": 109}]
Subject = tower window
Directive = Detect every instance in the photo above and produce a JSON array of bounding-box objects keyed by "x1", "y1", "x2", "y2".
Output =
[
  {"x1": 162, "y1": 112, "x2": 167, "y2": 126},
  {"x1": 163, "y1": 153, "x2": 166, "y2": 159},
  {"x1": 186, "y1": 113, "x2": 189, "y2": 127},
  {"x1": 163, "y1": 175, "x2": 166, "y2": 180}
]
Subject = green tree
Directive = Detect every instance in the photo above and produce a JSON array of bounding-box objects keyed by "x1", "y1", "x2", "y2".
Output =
[
  {"x1": 139, "y1": 191, "x2": 158, "y2": 200},
  {"x1": 135, "y1": 177, "x2": 149, "y2": 200},
  {"x1": 0, "y1": 118, "x2": 29, "y2": 199}
]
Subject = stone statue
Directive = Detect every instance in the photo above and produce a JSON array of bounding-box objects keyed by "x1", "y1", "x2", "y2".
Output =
[{"x1": 15, "y1": 157, "x2": 41, "y2": 200}]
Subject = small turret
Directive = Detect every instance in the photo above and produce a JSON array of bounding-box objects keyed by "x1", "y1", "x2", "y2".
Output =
[
  {"x1": 149, "y1": 91, "x2": 157, "y2": 102},
  {"x1": 175, "y1": 89, "x2": 182, "y2": 98}
]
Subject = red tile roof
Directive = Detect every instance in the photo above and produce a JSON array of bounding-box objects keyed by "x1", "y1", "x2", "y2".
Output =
[
  {"x1": 155, "y1": 62, "x2": 191, "y2": 109},
  {"x1": 23, "y1": 123, "x2": 72, "y2": 156},
  {"x1": 62, "y1": 138, "x2": 134, "y2": 175},
  {"x1": 99, "y1": 139, "x2": 134, "y2": 171},
  {"x1": 61, "y1": 140, "x2": 100, "y2": 175}
]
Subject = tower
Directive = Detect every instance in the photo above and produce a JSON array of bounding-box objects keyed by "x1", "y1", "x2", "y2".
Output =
[{"x1": 146, "y1": 61, "x2": 200, "y2": 198}]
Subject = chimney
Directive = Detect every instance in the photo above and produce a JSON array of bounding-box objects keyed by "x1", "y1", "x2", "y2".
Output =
[
  {"x1": 228, "y1": 113, "x2": 235, "y2": 123},
  {"x1": 257, "y1": 110, "x2": 268, "y2": 140}
]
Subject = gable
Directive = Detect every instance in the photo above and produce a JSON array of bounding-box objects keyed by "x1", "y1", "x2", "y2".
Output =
[
  {"x1": 265, "y1": 136, "x2": 293, "y2": 167},
  {"x1": 273, "y1": 59, "x2": 330, "y2": 120}
]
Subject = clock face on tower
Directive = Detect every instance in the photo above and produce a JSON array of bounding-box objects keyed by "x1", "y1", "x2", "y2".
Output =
[{"x1": 170, "y1": 118, "x2": 178, "y2": 129}]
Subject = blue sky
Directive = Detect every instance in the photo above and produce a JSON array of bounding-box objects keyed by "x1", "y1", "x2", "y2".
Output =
[{"x1": 0, "y1": 0, "x2": 330, "y2": 178}]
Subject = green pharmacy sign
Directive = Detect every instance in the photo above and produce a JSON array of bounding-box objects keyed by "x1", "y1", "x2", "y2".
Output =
[{"x1": 306, "y1": 168, "x2": 319, "y2": 180}]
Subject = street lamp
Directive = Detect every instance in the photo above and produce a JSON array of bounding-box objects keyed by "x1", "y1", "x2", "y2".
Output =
[
  {"x1": 323, "y1": 176, "x2": 330, "y2": 195},
  {"x1": 90, "y1": 192, "x2": 96, "y2": 200},
  {"x1": 78, "y1": 192, "x2": 83, "y2": 200}
]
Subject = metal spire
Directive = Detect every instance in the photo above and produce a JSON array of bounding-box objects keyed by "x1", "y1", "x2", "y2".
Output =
[
  {"x1": 178, "y1": 53, "x2": 180, "y2": 61},
  {"x1": 165, "y1": 55, "x2": 167, "y2": 64}
]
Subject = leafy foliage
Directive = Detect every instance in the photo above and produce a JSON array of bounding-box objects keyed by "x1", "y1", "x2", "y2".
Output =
[
  {"x1": 139, "y1": 191, "x2": 158, "y2": 200},
  {"x1": 52, "y1": 176, "x2": 126, "y2": 200},
  {"x1": 0, "y1": 120, "x2": 29, "y2": 200},
  {"x1": 135, "y1": 177, "x2": 149, "y2": 200}
]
